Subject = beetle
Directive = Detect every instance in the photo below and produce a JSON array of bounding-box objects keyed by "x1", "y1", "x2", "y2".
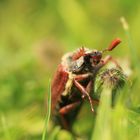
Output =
[{"x1": 51, "y1": 38, "x2": 121, "y2": 130}]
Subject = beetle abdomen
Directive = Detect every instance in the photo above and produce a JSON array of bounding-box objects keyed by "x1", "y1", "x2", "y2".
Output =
[{"x1": 53, "y1": 87, "x2": 83, "y2": 129}]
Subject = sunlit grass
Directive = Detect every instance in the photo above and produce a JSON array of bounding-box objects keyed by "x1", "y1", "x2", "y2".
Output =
[
  {"x1": 0, "y1": 1, "x2": 140, "y2": 140},
  {"x1": 42, "y1": 81, "x2": 51, "y2": 140}
]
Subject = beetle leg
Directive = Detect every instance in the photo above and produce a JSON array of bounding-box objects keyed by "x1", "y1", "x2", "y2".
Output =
[
  {"x1": 86, "y1": 80, "x2": 93, "y2": 93},
  {"x1": 74, "y1": 74, "x2": 93, "y2": 99},
  {"x1": 86, "y1": 80, "x2": 99, "y2": 105},
  {"x1": 59, "y1": 101, "x2": 81, "y2": 130},
  {"x1": 74, "y1": 79, "x2": 94, "y2": 112},
  {"x1": 59, "y1": 101, "x2": 81, "y2": 115},
  {"x1": 97, "y1": 55, "x2": 122, "y2": 70},
  {"x1": 75, "y1": 73, "x2": 92, "y2": 81},
  {"x1": 103, "y1": 55, "x2": 121, "y2": 68},
  {"x1": 77, "y1": 80, "x2": 93, "y2": 99},
  {"x1": 60, "y1": 115, "x2": 69, "y2": 130}
]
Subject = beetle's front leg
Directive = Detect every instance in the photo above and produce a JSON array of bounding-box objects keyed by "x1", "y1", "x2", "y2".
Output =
[
  {"x1": 86, "y1": 80, "x2": 99, "y2": 105},
  {"x1": 74, "y1": 73, "x2": 92, "y2": 98},
  {"x1": 74, "y1": 73, "x2": 92, "y2": 81},
  {"x1": 73, "y1": 79, "x2": 94, "y2": 112},
  {"x1": 97, "y1": 55, "x2": 122, "y2": 70}
]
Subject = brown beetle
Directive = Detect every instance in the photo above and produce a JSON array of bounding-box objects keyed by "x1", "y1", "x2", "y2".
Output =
[{"x1": 51, "y1": 38, "x2": 121, "y2": 130}]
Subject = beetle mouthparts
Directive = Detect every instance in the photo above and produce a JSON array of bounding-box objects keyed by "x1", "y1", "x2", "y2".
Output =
[{"x1": 102, "y1": 38, "x2": 121, "y2": 53}]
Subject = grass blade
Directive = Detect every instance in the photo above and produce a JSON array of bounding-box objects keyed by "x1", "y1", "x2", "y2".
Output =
[
  {"x1": 91, "y1": 87, "x2": 112, "y2": 140},
  {"x1": 120, "y1": 17, "x2": 139, "y2": 70},
  {"x1": 42, "y1": 80, "x2": 51, "y2": 140}
]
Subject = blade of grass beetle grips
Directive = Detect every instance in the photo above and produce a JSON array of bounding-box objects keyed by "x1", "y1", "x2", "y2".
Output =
[
  {"x1": 42, "y1": 80, "x2": 51, "y2": 140},
  {"x1": 91, "y1": 69, "x2": 127, "y2": 140},
  {"x1": 91, "y1": 72, "x2": 113, "y2": 140},
  {"x1": 91, "y1": 87, "x2": 112, "y2": 140}
]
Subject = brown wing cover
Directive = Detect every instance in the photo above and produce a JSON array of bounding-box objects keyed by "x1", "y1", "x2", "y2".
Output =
[{"x1": 51, "y1": 64, "x2": 69, "y2": 112}]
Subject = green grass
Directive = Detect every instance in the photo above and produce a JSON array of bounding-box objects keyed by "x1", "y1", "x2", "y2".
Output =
[
  {"x1": 0, "y1": 0, "x2": 140, "y2": 140},
  {"x1": 42, "y1": 80, "x2": 51, "y2": 140}
]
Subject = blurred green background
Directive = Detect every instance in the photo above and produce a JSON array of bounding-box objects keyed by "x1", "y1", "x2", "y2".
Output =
[{"x1": 0, "y1": 0, "x2": 140, "y2": 140}]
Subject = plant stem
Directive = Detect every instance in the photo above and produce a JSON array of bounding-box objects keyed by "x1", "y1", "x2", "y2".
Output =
[{"x1": 91, "y1": 87, "x2": 112, "y2": 140}]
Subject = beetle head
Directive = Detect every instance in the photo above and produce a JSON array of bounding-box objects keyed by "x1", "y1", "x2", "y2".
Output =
[
  {"x1": 84, "y1": 50, "x2": 102, "y2": 66},
  {"x1": 71, "y1": 38, "x2": 121, "y2": 73}
]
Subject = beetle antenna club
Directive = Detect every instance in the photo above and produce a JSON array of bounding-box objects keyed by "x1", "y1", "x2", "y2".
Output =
[{"x1": 102, "y1": 38, "x2": 121, "y2": 53}]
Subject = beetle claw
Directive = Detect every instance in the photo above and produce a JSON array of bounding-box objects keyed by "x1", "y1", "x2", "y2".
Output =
[
  {"x1": 82, "y1": 94, "x2": 86, "y2": 99},
  {"x1": 91, "y1": 108, "x2": 94, "y2": 112}
]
